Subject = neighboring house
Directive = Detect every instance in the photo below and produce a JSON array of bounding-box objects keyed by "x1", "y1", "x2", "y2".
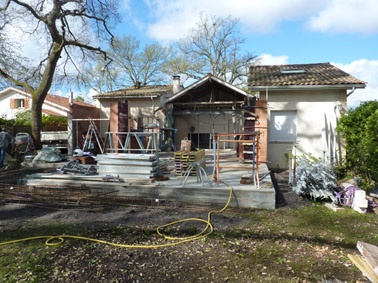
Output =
[
  {"x1": 0, "y1": 87, "x2": 100, "y2": 149},
  {"x1": 248, "y1": 62, "x2": 366, "y2": 169},
  {"x1": 95, "y1": 75, "x2": 268, "y2": 162}
]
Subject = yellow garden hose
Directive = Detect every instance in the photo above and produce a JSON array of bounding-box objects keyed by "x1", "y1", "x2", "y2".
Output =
[{"x1": 0, "y1": 180, "x2": 233, "y2": 249}]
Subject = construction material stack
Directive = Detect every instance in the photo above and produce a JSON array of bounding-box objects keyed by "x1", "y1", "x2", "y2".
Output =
[
  {"x1": 96, "y1": 153, "x2": 159, "y2": 182},
  {"x1": 174, "y1": 149, "x2": 205, "y2": 176}
]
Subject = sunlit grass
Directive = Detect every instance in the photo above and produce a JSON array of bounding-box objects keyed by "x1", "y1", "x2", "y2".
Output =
[{"x1": 0, "y1": 204, "x2": 376, "y2": 282}]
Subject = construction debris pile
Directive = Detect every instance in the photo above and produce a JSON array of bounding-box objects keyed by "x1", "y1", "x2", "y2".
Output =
[
  {"x1": 294, "y1": 155, "x2": 377, "y2": 213},
  {"x1": 59, "y1": 160, "x2": 97, "y2": 175},
  {"x1": 294, "y1": 155, "x2": 338, "y2": 202}
]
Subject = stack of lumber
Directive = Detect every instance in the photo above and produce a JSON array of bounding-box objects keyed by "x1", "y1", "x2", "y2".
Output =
[
  {"x1": 174, "y1": 149, "x2": 205, "y2": 176},
  {"x1": 348, "y1": 241, "x2": 378, "y2": 282}
]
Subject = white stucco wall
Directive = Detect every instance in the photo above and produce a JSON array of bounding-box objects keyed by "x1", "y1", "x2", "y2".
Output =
[
  {"x1": 260, "y1": 89, "x2": 346, "y2": 169},
  {"x1": 0, "y1": 88, "x2": 69, "y2": 119},
  {"x1": 0, "y1": 89, "x2": 29, "y2": 119}
]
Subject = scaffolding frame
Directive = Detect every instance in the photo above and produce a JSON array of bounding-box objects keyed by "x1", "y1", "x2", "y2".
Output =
[
  {"x1": 103, "y1": 131, "x2": 159, "y2": 154},
  {"x1": 213, "y1": 132, "x2": 260, "y2": 187}
]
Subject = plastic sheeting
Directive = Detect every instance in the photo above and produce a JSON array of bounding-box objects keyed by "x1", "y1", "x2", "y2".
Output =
[
  {"x1": 32, "y1": 146, "x2": 67, "y2": 163},
  {"x1": 294, "y1": 155, "x2": 338, "y2": 202}
]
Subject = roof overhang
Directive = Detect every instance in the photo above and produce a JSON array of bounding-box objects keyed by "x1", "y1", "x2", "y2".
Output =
[
  {"x1": 249, "y1": 84, "x2": 366, "y2": 91},
  {"x1": 93, "y1": 95, "x2": 158, "y2": 99}
]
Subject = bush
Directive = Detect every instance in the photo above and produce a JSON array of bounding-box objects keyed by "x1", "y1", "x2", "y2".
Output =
[
  {"x1": 337, "y1": 100, "x2": 378, "y2": 188},
  {"x1": 14, "y1": 110, "x2": 67, "y2": 127}
]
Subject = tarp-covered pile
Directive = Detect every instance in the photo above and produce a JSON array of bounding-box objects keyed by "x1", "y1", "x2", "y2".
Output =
[
  {"x1": 294, "y1": 155, "x2": 338, "y2": 203},
  {"x1": 32, "y1": 146, "x2": 66, "y2": 163}
]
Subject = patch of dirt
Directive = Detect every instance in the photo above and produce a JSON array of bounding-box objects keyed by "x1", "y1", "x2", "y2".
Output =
[
  {"x1": 3, "y1": 168, "x2": 358, "y2": 283},
  {"x1": 0, "y1": 167, "x2": 311, "y2": 232},
  {"x1": 271, "y1": 169, "x2": 312, "y2": 209}
]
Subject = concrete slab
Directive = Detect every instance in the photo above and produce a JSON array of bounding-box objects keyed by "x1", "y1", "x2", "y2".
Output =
[{"x1": 19, "y1": 149, "x2": 276, "y2": 210}]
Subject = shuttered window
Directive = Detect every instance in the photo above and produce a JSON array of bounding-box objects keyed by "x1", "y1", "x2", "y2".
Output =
[{"x1": 10, "y1": 98, "x2": 26, "y2": 109}]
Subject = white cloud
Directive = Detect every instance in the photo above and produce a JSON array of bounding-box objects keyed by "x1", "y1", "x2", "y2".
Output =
[
  {"x1": 141, "y1": 0, "x2": 378, "y2": 42},
  {"x1": 142, "y1": 0, "x2": 330, "y2": 41},
  {"x1": 5, "y1": 23, "x2": 47, "y2": 64},
  {"x1": 259, "y1": 54, "x2": 289, "y2": 65},
  {"x1": 307, "y1": 0, "x2": 378, "y2": 34},
  {"x1": 333, "y1": 59, "x2": 378, "y2": 108}
]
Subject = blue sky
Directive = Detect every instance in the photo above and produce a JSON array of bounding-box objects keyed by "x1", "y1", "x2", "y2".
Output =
[{"x1": 115, "y1": 0, "x2": 378, "y2": 108}]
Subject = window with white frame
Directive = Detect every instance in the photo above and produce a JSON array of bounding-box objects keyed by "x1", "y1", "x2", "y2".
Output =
[{"x1": 269, "y1": 110, "x2": 297, "y2": 142}]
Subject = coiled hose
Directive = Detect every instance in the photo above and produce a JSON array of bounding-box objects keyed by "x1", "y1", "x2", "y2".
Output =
[{"x1": 0, "y1": 180, "x2": 233, "y2": 249}]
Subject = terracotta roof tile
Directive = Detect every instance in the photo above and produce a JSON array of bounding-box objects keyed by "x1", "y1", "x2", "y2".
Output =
[
  {"x1": 248, "y1": 62, "x2": 366, "y2": 87},
  {"x1": 42, "y1": 109, "x2": 65, "y2": 117},
  {"x1": 45, "y1": 94, "x2": 96, "y2": 108},
  {"x1": 95, "y1": 85, "x2": 173, "y2": 98}
]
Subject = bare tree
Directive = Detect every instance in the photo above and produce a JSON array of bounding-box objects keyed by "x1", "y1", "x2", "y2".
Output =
[
  {"x1": 0, "y1": 31, "x2": 30, "y2": 88},
  {"x1": 102, "y1": 35, "x2": 174, "y2": 89},
  {"x1": 0, "y1": 0, "x2": 119, "y2": 148},
  {"x1": 170, "y1": 13, "x2": 259, "y2": 86}
]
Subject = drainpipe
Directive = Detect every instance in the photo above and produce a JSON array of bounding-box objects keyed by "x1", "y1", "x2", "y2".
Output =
[
  {"x1": 346, "y1": 87, "x2": 355, "y2": 97},
  {"x1": 151, "y1": 96, "x2": 155, "y2": 112}
]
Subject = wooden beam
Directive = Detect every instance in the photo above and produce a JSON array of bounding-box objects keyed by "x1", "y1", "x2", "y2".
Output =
[
  {"x1": 357, "y1": 241, "x2": 378, "y2": 274},
  {"x1": 348, "y1": 254, "x2": 378, "y2": 282}
]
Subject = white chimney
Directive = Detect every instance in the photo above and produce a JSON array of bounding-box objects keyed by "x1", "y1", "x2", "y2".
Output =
[
  {"x1": 69, "y1": 89, "x2": 73, "y2": 106},
  {"x1": 172, "y1": 75, "x2": 183, "y2": 94}
]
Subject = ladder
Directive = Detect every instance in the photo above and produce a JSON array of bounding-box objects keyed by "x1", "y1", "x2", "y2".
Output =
[{"x1": 83, "y1": 119, "x2": 105, "y2": 154}]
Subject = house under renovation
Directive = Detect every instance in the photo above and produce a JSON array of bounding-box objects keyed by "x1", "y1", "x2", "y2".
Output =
[
  {"x1": 93, "y1": 75, "x2": 268, "y2": 164},
  {"x1": 15, "y1": 63, "x2": 368, "y2": 211},
  {"x1": 61, "y1": 75, "x2": 273, "y2": 209}
]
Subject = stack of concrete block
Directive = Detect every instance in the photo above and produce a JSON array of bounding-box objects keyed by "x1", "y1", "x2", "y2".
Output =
[
  {"x1": 341, "y1": 182, "x2": 368, "y2": 213},
  {"x1": 352, "y1": 189, "x2": 368, "y2": 213}
]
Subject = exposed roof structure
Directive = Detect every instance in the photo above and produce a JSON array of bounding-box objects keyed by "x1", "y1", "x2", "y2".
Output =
[
  {"x1": 248, "y1": 62, "x2": 366, "y2": 90},
  {"x1": 164, "y1": 74, "x2": 254, "y2": 114},
  {"x1": 93, "y1": 85, "x2": 173, "y2": 99},
  {"x1": 166, "y1": 74, "x2": 251, "y2": 104}
]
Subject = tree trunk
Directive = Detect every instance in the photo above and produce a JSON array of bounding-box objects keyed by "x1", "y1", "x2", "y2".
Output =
[
  {"x1": 30, "y1": 42, "x2": 63, "y2": 149},
  {"x1": 31, "y1": 94, "x2": 43, "y2": 149}
]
